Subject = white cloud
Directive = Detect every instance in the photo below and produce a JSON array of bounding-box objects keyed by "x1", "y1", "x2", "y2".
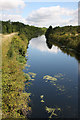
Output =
[
  {"x1": 0, "y1": 0, "x2": 25, "y2": 10},
  {"x1": 0, "y1": 3, "x2": 78, "y2": 27},
  {"x1": 0, "y1": 0, "x2": 26, "y2": 23},
  {"x1": 26, "y1": 6, "x2": 78, "y2": 27},
  {"x1": 30, "y1": 35, "x2": 60, "y2": 53},
  {"x1": 0, "y1": 14, "x2": 27, "y2": 24}
]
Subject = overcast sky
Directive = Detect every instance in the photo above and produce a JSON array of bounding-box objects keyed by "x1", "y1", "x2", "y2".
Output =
[{"x1": 0, "y1": 0, "x2": 79, "y2": 27}]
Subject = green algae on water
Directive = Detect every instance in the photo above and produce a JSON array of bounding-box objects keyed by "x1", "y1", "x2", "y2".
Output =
[
  {"x1": 28, "y1": 72, "x2": 36, "y2": 78},
  {"x1": 43, "y1": 75, "x2": 57, "y2": 81},
  {"x1": 41, "y1": 100, "x2": 44, "y2": 103},
  {"x1": 46, "y1": 106, "x2": 61, "y2": 118},
  {"x1": 40, "y1": 95, "x2": 44, "y2": 99}
]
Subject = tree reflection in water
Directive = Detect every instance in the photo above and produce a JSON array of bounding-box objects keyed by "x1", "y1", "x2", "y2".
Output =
[{"x1": 46, "y1": 38, "x2": 80, "y2": 63}]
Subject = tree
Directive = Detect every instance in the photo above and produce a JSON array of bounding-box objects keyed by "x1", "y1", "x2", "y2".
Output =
[{"x1": 45, "y1": 25, "x2": 52, "y2": 38}]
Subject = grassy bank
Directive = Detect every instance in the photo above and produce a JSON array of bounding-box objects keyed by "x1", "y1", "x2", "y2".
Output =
[
  {"x1": 1, "y1": 21, "x2": 46, "y2": 118},
  {"x1": 45, "y1": 26, "x2": 80, "y2": 54},
  {"x1": 2, "y1": 33, "x2": 31, "y2": 118}
]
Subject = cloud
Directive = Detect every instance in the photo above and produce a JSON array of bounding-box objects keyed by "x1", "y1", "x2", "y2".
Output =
[
  {"x1": 0, "y1": 3, "x2": 78, "y2": 27},
  {"x1": 0, "y1": 0, "x2": 25, "y2": 10},
  {"x1": 30, "y1": 35, "x2": 59, "y2": 53},
  {"x1": 0, "y1": 0, "x2": 26, "y2": 22},
  {"x1": 0, "y1": 14, "x2": 27, "y2": 24},
  {"x1": 26, "y1": 6, "x2": 78, "y2": 27}
]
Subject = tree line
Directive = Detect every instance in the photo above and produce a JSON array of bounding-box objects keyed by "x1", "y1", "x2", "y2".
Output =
[
  {"x1": 45, "y1": 25, "x2": 80, "y2": 54},
  {"x1": 0, "y1": 20, "x2": 46, "y2": 40}
]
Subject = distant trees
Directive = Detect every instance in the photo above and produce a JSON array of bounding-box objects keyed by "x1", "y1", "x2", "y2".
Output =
[
  {"x1": 45, "y1": 25, "x2": 80, "y2": 53},
  {"x1": 77, "y1": 26, "x2": 80, "y2": 33},
  {"x1": 2, "y1": 20, "x2": 13, "y2": 33},
  {"x1": 45, "y1": 25, "x2": 52, "y2": 38},
  {"x1": 1, "y1": 20, "x2": 46, "y2": 40}
]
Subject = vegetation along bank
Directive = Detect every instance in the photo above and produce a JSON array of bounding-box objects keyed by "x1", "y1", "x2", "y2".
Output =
[
  {"x1": 1, "y1": 20, "x2": 46, "y2": 118},
  {"x1": 45, "y1": 26, "x2": 80, "y2": 61}
]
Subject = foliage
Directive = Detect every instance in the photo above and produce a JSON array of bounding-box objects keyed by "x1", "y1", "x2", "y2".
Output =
[
  {"x1": 2, "y1": 20, "x2": 45, "y2": 118},
  {"x1": 45, "y1": 26, "x2": 52, "y2": 38},
  {"x1": 1, "y1": 20, "x2": 46, "y2": 40},
  {"x1": 2, "y1": 34, "x2": 31, "y2": 118},
  {"x1": 45, "y1": 25, "x2": 80, "y2": 53}
]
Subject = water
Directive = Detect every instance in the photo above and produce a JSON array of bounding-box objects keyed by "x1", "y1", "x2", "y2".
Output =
[{"x1": 23, "y1": 35, "x2": 78, "y2": 118}]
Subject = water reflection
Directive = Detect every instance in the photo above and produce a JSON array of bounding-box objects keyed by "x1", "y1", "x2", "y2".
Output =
[
  {"x1": 46, "y1": 37, "x2": 80, "y2": 62},
  {"x1": 78, "y1": 63, "x2": 80, "y2": 118},
  {"x1": 25, "y1": 35, "x2": 78, "y2": 118},
  {"x1": 29, "y1": 35, "x2": 60, "y2": 54}
]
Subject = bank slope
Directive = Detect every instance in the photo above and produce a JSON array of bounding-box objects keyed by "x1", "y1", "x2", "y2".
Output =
[
  {"x1": 2, "y1": 21, "x2": 46, "y2": 118},
  {"x1": 45, "y1": 26, "x2": 80, "y2": 53}
]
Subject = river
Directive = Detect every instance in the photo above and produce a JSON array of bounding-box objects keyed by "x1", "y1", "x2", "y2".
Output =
[{"x1": 23, "y1": 35, "x2": 78, "y2": 119}]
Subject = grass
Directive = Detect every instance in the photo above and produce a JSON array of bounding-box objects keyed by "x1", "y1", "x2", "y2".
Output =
[{"x1": 2, "y1": 33, "x2": 31, "y2": 118}]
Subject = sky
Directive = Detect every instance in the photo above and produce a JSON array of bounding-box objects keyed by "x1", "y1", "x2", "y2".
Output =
[{"x1": 0, "y1": 0, "x2": 79, "y2": 27}]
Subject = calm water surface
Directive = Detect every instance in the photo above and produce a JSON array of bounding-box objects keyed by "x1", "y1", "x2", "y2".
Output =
[{"x1": 23, "y1": 35, "x2": 78, "y2": 118}]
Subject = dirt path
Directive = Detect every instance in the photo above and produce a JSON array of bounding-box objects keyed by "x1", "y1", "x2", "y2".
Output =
[
  {"x1": 0, "y1": 32, "x2": 18, "y2": 44},
  {"x1": 0, "y1": 32, "x2": 18, "y2": 56}
]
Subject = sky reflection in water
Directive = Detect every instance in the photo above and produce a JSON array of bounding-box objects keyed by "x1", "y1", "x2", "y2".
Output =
[
  {"x1": 29, "y1": 35, "x2": 60, "y2": 54},
  {"x1": 25, "y1": 35, "x2": 78, "y2": 118}
]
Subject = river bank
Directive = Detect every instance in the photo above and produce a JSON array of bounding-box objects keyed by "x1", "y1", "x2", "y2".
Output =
[
  {"x1": 2, "y1": 21, "x2": 46, "y2": 118},
  {"x1": 45, "y1": 26, "x2": 80, "y2": 57},
  {"x1": 2, "y1": 33, "x2": 31, "y2": 118}
]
